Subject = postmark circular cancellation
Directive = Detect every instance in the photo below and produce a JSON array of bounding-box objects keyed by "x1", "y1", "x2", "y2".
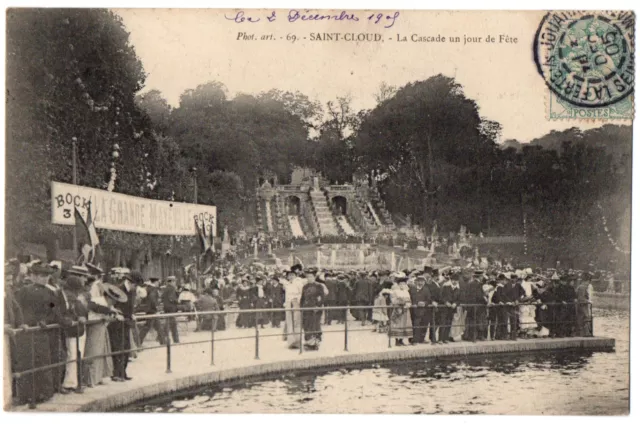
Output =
[{"x1": 534, "y1": 11, "x2": 635, "y2": 109}]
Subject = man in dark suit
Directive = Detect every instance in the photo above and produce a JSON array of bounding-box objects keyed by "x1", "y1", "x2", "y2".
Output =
[
  {"x1": 109, "y1": 270, "x2": 140, "y2": 381},
  {"x1": 440, "y1": 273, "x2": 461, "y2": 343},
  {"x1": 410, "y1": 276, "x2": 433, "y2": 344},
  {"x1": 322, "y1": 273, "x2": 337, "y2": 325},
  {"x1": 300, "y1": 270, "x2": 326, "y2": 350},
  {"x1": 138, "y1": 278, "x2": 166, "y2": 345},
  {"x1": 161, "y1": 276, "x2": 180, "y2": 343},
  {"x1": 335, "y1": 274, "x2": 351, "y2": 324},
  {"x1": 502, "y1": 273, "x2": 526, "y2": 340},
  {"x1": 265, "y1": 276, "x2": 285, "y2": 327},
  {"x1": 426, "y1": 271, "x2": 442, "y2": 343}
]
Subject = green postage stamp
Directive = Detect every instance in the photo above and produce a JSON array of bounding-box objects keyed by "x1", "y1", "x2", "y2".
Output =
[{"x1": 534, "y1": 11, "x2": 635, "y2": 121}]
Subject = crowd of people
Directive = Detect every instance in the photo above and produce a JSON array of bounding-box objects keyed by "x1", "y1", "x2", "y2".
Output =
[{"x1": 4, "y1": 256, "x2": 597, "y2": 407}]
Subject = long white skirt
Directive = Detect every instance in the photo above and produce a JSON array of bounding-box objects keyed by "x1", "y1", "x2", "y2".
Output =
[
  {"x1": 519, "y1": 305, "x2": 537, "y2": 330},
  {"x1": 284, "y1": 298, "x2": 302, "y2": 349}
]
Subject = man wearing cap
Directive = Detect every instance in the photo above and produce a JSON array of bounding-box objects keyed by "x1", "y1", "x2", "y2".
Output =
[
  {"x1": 161, "y1": 276, "x2": 181, "y2": 343},
  {"x1": 60, "y1": 276, "x2": 89, "y2": 393},
  {"x1": 138, "y1": 278, "x2": 167, "y2": 345},
  {"x1": 440, "y1": 272, "x2": 461, "y2": 343},
  {"x1": 410, "y1": 276, "x2": 433, "y2": 344},
  {"x1": 351, "y1": 271, "x2": 374, "y2": 323},
  {"x1": 501, "y1": 273, "x2": 526, "y2": 340}
]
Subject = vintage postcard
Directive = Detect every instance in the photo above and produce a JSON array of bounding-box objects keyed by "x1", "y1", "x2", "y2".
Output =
[{"x1": 3, "y1": 7, "x2": 633, "y2": 416}]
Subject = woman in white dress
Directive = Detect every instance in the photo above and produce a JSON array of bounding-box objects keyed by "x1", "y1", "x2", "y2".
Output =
[
  {"x1": 389, "y1": 282, "x2": 413, "y2": 346},
  {"x1": 518, "y1": 276, "x2": 537, "y2": 336},
  {"x1": 84, "y1": 278, "x2": 119, "y2": 387},
  {"x1": 283, "y1": 271, "x2": 304, "y2": 349}
]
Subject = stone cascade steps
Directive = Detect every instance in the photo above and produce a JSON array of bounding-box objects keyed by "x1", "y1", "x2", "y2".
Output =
[
  {"x1": 366, "y1": 201, "x2": 383, "y2": 226},
  {"x1": 336, "y1": 215, "x2": 356, "y2": 235},
  {"x1": 309, "y1": 191, "x2": 339, "y2": 236},
  {"x1": 288, "y1": 215, "x2": 305, "y2": 238}
]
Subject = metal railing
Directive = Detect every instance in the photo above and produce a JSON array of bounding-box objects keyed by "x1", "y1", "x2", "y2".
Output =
[{"x1": 5, "y1": 301, "x2": 594, "y2": 409}]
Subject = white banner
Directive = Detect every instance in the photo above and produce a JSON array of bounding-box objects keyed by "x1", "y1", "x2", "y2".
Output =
[{"x1": 51, "y1": 181, "x2": 216, "y2": 236}]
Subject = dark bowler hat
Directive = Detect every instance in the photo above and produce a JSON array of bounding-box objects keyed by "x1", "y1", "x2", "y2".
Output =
[
  {"x1": 291, "y1": 264, "x2": 303, "y2": 273},
  {"x1": 65, "y1": 276, "x2": 85, "y2": 292},
  {"x1": 31, "y1": 263, "x2": 56, "y2": 276},
  {"x1": 103, "y1": 283, "x2": 128, "y2": 303},
  {"x1": 124, "y1": 270, "x2": 144, "y2": 285}
]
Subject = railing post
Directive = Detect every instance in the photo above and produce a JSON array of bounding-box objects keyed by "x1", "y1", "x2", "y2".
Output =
[
  {"x1": 299, "y1": 307, "x2": 304, "y2": 355},
  {"x1": 344, "y1": 308, "x2": 349, "y2": 352},
  {"x1": 121, "y1": 319, "x2": 125, "y2": 378},
  {"x1": 210, "y1": 314, "x2": 215, "y2": 366},
  {"x1": 472, "y1": 305, "x2": 477, "y2": 342},
  {"x1": 165, "y1": 318, "x2": 172, "y2": 373},
  {"x1": 574, "y1": 302, "x2": 579, "y2": 337},
  {"x1": 385, "y1": 305, "x2": 393, "y2": 349},
  {"x1": 29, "y1": 331, "x2": 36, "y2": 409},
  {"x1": 255, "y1": 312, "x2": 260, "y2": 360},
  {"x1": 589, "y1": 302, "x2": 594, "y2": 337},
  {"x1": 75, "y1": 323, "x2": 84, "y2": 393}
]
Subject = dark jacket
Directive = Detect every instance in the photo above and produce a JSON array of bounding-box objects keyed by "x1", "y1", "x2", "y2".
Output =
[
  {"x1": 139, "y1": 286, "x2": 161, "y2": 314},
  {"x1": 410, "y1": 284, "x2": 434, "y2": 305},
  {"x1": 501, "y1": 281, "x2": 526, "y2": 303},
  {"x1": 265, "y1": 282, "x2": 285, "y2": 308},
  {"x1": 440, "y1": 281, "x2": 461, "y2": 306},
  {"x1": 162, "y1": 284, "x2": 179, "y2": 313},
  {"x1": 300, "y1": 281, "x2": 326, "y2": 308},
  {"x1": 62, "y1": 291, "x2": 89, "y2": 338},
  {"x1": 336, "y1": 280, "x2": 351, "y2": 305},
  {"x1": 426, "y1": 281, "x2": 442, "y2": 304}
]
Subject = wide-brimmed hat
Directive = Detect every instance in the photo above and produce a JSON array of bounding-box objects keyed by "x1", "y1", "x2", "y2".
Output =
[
  {"x1": 103, "y1": 283, "x2": 127, "y2": 303},
  {"x1": 67, "y1": 265, "x2": 91, "y2": 277}
]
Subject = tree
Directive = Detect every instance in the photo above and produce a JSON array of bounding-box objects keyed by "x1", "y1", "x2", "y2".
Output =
[
  {"x1": 5, "y1": 9, "x2": 150, "y2": 253},
  {"x1": 135, "y1": 89, "x2": 172, "y2": 134},
  {"x1": 355, "y1": 75, "x2": 496, "y2": 234}
]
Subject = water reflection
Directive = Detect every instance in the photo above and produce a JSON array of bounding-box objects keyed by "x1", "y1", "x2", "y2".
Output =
[{"x1": 122, "y1": 309, "x2": 628, "y2": 415}]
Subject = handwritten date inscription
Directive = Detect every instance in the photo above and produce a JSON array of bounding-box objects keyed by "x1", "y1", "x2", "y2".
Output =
[{"x1": 226, "y1": 10, "x2": 400, "y2": 29}]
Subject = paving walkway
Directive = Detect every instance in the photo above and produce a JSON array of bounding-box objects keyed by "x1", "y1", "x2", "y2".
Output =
[{"x1": 10, "y1": 321, "x2": 615, "y2": 412}]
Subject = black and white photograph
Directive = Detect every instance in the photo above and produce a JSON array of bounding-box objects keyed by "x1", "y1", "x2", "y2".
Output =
[{"x1": 2, "y1": 5, "x2": 634, "y2": 416}]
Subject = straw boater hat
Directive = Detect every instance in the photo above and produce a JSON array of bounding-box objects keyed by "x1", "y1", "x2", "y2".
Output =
[
  {"x1": 86, "y1": 263, "x2": 104, "y2": 276},
  {"x1": 103, "y1": 283, "x2": 127, "y2": 303}
]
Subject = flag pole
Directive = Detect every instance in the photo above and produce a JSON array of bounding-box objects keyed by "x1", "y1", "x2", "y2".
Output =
[{"x1": 72, "y1": 137, "x2": 78, "y2": 254}]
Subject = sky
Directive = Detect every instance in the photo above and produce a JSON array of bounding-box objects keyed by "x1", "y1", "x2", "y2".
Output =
[{"x1": 115, "y1": 8, "x2": 607, "y2": 142}]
